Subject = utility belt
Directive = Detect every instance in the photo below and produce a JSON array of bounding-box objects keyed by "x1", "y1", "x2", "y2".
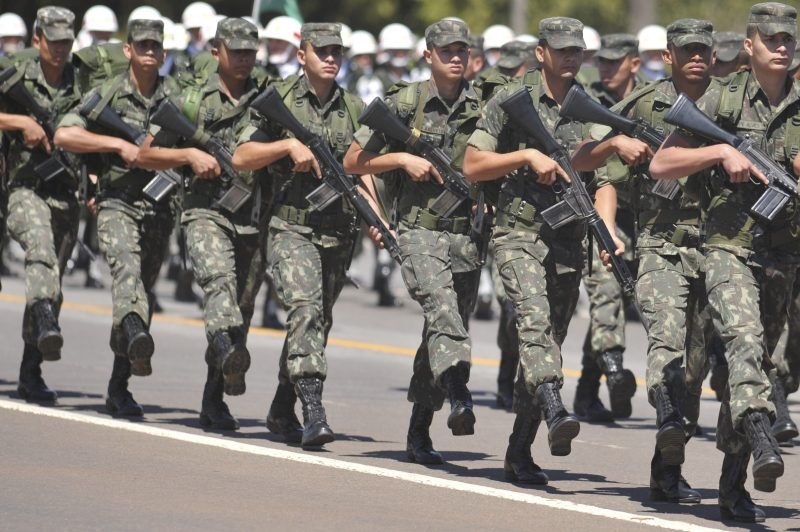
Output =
[
  {"x1": 274, "y1": 203, "x2": 355, "y2": 231},
  {"x1": 648, "y1": 224, "x2": 702, "y2": 249},
  {"x1": 402, "y1": 206, "x2": 471, "y2": 234},
  {"x1": 13, "y1": 177, "x2": 77, "y2": 199},
  {"x1": 754, "y1": 224, "x2": 800, "y2": 251},
  {"x1": 98, "y1": 185, "x2": 145, "y2": 205},
  {"x1": 495, "y1": 196, "x2": 545, "y2": 233},
  {"x1": 640, "y1": 209, "x2": 702, "y2": 249}
]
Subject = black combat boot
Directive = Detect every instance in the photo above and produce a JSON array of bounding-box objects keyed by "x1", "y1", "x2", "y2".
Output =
[
  {"x1": 573, "y1": 367, "x2": 614, "y2": 423},
  {"x1": 652, "y1": 383, "x2": 685, "y2": 466},
  {"x1": 266, "y1": 380, "x2": 303, "y2": 444},
  {"x1": 121, "y1": 313, "x2": 154, "y2": 377},
  {"x1": 741, "y1": 410, "x2": 784, "y2": 492},
  {"x1": 406, "y1": 403, "x2": 443, "y2": 465},
  {"x1": 442, "y1": 364, "x2": 475, "y2": 436},
  {"x1": 199, "y1": 365, "x2": 239, "y2": 430},
  {"x1": 649, "y1": 449, "x2": 700, "y2": 503},
  {"x1": 496, "y1": 352, "x2": 516, "y2": 411},
  {"x1": 31, "y1": 299, "x2": 62, "y2": 361},
  {"x1": 17, "y1": 344, "x2": 57, "y2": 403},
  {"x1": 106, "y1": 355, "x2": 143, "y2": 417},
  {"x1": 211, "y1": 330, "x2": 250, "y2": 396},
  {"x1": 769, "y1": 375, "x2": 799, "y2": 444},
  {"x1": 504, "y1": 413, "x2": 549, "y2": 485},
  {"x1": 718, "y1": 450, "x2": 765, "y2": 522},
  {"x1": 599, "y1": 349, "x2": 636, "y2": 419},
  {"x1": 295, "y1": 377, "x2": 335, "y2": 448},
  {"x1": 535, "y1": 382, "x2": 580, "y2": 456}
]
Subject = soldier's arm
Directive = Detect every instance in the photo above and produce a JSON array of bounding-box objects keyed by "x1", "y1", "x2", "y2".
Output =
[
  {"x1": 0, "y1": 112, "x2": 50, "y2": 152},
  {"x1": 343, "y1": 139, "x2": 442, "y2": 184},
  {"x1": 137, "y1": 134, "x2": 220, "y2": 179},
  {"x1": 463, "y1": 144, "x2": 566, "y2": 185},
  {"x1": 232, "y1": 138, "x2": 320, "y2": 176},
  {"x1": 357, "y1": 173, "x2": 396, "y2": 248},
  {"x1": 54, "y1": 126, "x2": 138, "y2": 167},
  {"x1": 572, "y1": 135, "x2": 652, "y2": 171}
]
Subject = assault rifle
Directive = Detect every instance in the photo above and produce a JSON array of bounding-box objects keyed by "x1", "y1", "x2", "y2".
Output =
[
  {"x1": 249, "y1": 86, "x2": 401, "y2": 264},
  {"x1": 559, "y1": 85, "x2": 679, "y2": 200},
  {"x1": 150, "y1": 98, "x2": 251, "y2": 214},
  {"x1": 500, "y1": 88, "x2": 636, "y2": 296},
  {"x1": 0, "y1": 66, "x2": 71, "y2": 182},
  {"x1": 664, "y1": 93, "x2": 800, "y2": 223},
  {"x1": 358, "y1": 97, "x2": 472, "y2": 217},
  {"x1": 79, "y1": 92, "x2": 183, "y2": 202}
]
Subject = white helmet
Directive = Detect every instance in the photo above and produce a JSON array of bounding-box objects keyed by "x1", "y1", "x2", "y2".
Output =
[
  {"x1": 339, "y1": 23, "x2": 352, "y2": 49},
  {"x1": 83, "y1": 5, "x2": 118, "y2": 33},
  {"x1": 0, "y1": 13, "x2": 27, "y2": 39},
  {"x1": 637, "y1": 24, "x2": 667, "y2": 52},
  {"x1": 516, "y1": 33, "x2": 538, "y2": 45},
  {"x1": 379, "y1": 23, "x2": 414, "y2": 51},
  {"x1": 349, "y1": 30, "x2": 377, "y2": 56},
  {"x1": 128, "y1": 6, "x2": 161, "y2": 25},
  {"x1": 263, "y1": 16, "x2": 301, "y2": 48},
  {"x1": 202, "y1": 14, "x2": 226, "y2": 47},
  {"x1": 583, "y1": 26, "x2": 600, "y2": 51},
  {"x1": 482, "y1": 24, "x2": 514, "y2": 50},
  {"x1": 182, "y1": 2, "x2": 216, "y2": 30},
  {"x1": 160, "y1": 17, "x2": 181, "y2": 51}
]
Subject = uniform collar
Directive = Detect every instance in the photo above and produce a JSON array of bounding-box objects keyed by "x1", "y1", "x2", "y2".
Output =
[{"x1": 296, "y1": 73, "x2": 342, "y2": 109}]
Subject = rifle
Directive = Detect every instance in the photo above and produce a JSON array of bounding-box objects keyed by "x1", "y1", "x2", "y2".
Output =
[
  {"x1": 249, "y1": 86, "x2": 402, "y2": 264},
  {"x1": 0, "y1": 66, "x2": 71, "y2": 182},
  {"x1": 499, "y1": 87, "x2": 636, "y2": 297},
  {"x1": 79, "y1": 92, "x2": 183, "y2": 203},
  {"x1": 149, "y1": 98, "x2": 251, "y2": 214},
  {"x1": 664, "y1": 93, "x2": 800, "y2": 224},
  {"x1": 559, "y1": 85, "x2": 679, "y2": 200},
  {"x1": 358, "y1": 97, "x2": 472, "y2": 217}
]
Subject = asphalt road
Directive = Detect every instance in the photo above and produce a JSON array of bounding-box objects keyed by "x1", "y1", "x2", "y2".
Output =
[{"x1": 0, "y1": 255, "x2": 798, "y2": 531}]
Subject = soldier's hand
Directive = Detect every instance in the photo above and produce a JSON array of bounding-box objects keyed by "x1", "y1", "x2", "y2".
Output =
[
  {"x1": 613, "y1": 136, "x2": 653, "y2": 167},
  {"x1": 85, "y1": 197, "x2": 97, "y2": 217},
  {"x1": 599, "y1": 234, "x2": 626, "y2": 271},
  {"x1": 117, "y1": 141, "x2": 140, "y2": 168},
  {"x1": 21, "y1": 118, "x2": 51, "y2": 153},
  {"x1": 287, "y1": 139, "x2": 321, "y2": 178},
  {"x1": 721, "y1": 145, "x2": 768, "y2": 185},
  {"x1": 401, "y1": 153, "x2": 444, "y2": 184},
  {"x1": 367, "y1": 225, "x2": 397, "y2": 249},
  {"x1": 525, "y1": 149, "x2": 569, "y2": 186},
  {"x1": 191, "y1": 149, "x2": 222, "y2": 180}
]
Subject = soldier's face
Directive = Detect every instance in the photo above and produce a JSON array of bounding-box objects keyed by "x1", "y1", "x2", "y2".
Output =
[
  {"x1": 536, "y1": 44, "x2": 583, "y2": 80},
  {"x1": 596, "y1": 55, "x2": 640, "y2": 93},
  {"x1": 665, "y1": 43, "x2": 713, "y2": 84},
  {"x1": 33, "y1": 34, "x2": 72, "y2": 69},
  {"x1": 745, "y1": 31, "x2": 795, "y2": 75},
  {"x1": 213, "y1": 43, "x2": 257, "y2": 80},
  {"x1": 299, "y1": 43, "x2": 343, "y2": 81},
  {"x1": 424, "y1": 42, "x2": 469, "y2": 83},
  {"x1": 124, "y1": 39, "x2": 165, "y2": 72}
]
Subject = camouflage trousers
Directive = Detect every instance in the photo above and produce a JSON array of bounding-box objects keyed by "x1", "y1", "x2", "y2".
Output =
[
  {"x1": 5, "y1": 187, "x2": 79, "y2": 345},
  {"x1": 267, "y1": 221, "x2": 354, "y2": 383},
  {"x1": 492, "y1": 250, "x2": 519, "y2": 359},
  {"x1": 493, "y1": 226, "x2": 583, "y2": 398},
  {"x1": 398, "y1": 227, "x2": 480, "y2": 410},
  {"x1": 760, "y1": 254, "x2": 800, "y2": 394},
  {"x1": 183, "y1": 209, "x2": 264, "y2": 345},
  {"x1": 704, "y1": 248, "x2": 774, "y2": 431},
  {"x1": 637, "y1": 249, "x2": 710, "y2": 422}
]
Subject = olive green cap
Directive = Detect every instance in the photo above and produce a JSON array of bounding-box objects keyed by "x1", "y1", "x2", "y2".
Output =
[
  {"x1": 301, "y1": 23, "x2": 343, "y2": 48},
  {"x1": 425, "y1": 19, "x2": 470, "y2": 49},
  {"x1": 713, "y1": 31, "x2": 744, "y2": 62},
  {"x1": 538, "y1": 17, "x2": 585, "y2": 50},
  {"x1": 129, "y1": 19, "x2": 164, "y2": 44},
  {"x1": 497, "y1": 40, "x2": 535, "y2": 69},
  {"x1": 595, "y1": 33, "x2": 638, "y2": 60},
  {"x1": 215, "y1": 17, "x2": 259, "y2": 51},
  {"x1": 666, "y1": 19, "x2": 713, "y2": 47},
  {"x1": 36, "y1": 6, "x2": 75, "y2": 41},
  {"x1": 748, "y1": 2, "x2": 797, "y2": 37}
]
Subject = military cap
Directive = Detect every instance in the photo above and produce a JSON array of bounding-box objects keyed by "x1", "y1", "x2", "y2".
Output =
[
  {"x1": 36, "y1": 6, "x2": 75, "y2": 41},
  {"x1": 748, "y1": 2, "x2": 797, "y2": 37},
  {"x1": 215, "y1": 17, "x2": 259, "y2": 50},
  {"x1": 595, "y1": 33, "x2": 638, "y2": 60},
  {"x1": 425, "y1": 19, "x2": 470, "y2": 49},
  {"x1": 129, "y1": 19, "x2": 164, "y2": 44},
  {"x1": 497, "y1": 40, "x2": 534, "y2": 69},
  {"x1": 301, "y1": 23, "x2": 343, "y2": 48},
  {"x1": 666, "y1": 19, "x2": 713, "y2": 47},
  {"x1": 712, "y1": 31, "x2": 745, "y2": 62},
  {"x1": 538, "y1": 17, "x2": 585, "y2": 50},
  {"x1": 468, "y1": 34, "x2": 484, "y2": 52}
]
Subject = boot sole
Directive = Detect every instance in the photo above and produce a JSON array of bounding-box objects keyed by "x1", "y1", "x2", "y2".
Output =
[
  {"x1": 448, "y1": 408, "x2": 476, "y2": 436},
  {"x1": 504, "y1": 463, "x2": 549, "y2": 485},
  {"x1": 38, "y1": 331, "x2": 63, "y2": 361},
  {"x1": 222, "y1": 347, "x2": 251, "y2": 396},
  {"x1": 752, "y1": 459, "x2": 784, "y2": 493},
  {"x1": 772, "y1": 422, "x2": 799, "y2": 443},
  {"x1": 609, "y1": 369, "x2": 636, "y2": 419},
  {"x1": 301, "y1": 426, "x2": 335, "y2": 448},
  {"x1": 128, "y1": 333, "x2": 154, "y2": 377},
  {"x1": 649, "y1": 487, "x2": 701, "y2": 504},
  {"x1": 656, "y1": 424, "x2": 686, "y2": 466},
  {"x1": 199, "y1": 412, "x2": 240, "y2": 431},
  {"x1": 17, "y1": 386, "x2": 57, "y2": 403},
  {"x1": 266, "y1": 415, "x2": 303, "y2": 444},
  {"x1": 548, "y1": 416, "x2": 580, "y2": 456},
  {"x1": 105, "y1": 397, "x2": 144, "y2": 418},
  {"x1": 406, "y1": 447, "x2": 444, "y2": 465},
  {"x1": 720, "y1": 505, "x2": 766, "y2": 523}
]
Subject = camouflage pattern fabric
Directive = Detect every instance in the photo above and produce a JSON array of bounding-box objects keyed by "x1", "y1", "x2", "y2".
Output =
[
  {"x1": 491, "y1": 249, "x2": 519, "y2": 359},
  {"x1": 761, "y1": 255, "x2": 800, "y2": 393},
  {"x1": 776, "y1": 282, "x2": 800, "y2": 394}
]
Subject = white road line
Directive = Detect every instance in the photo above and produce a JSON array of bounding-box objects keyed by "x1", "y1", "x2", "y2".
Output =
[{"x1": 0, "y1": 398, "x2": 722, "y2": 532}]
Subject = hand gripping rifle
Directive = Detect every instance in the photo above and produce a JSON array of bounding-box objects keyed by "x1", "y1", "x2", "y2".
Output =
[
  {"x1": 559, "y1": 85, "x2": 679, "y2": 200},
  {"x1": 79, "y1": 92, "x2": 184, "y2": 203},
  {"x1": 358, "y1": 97, "x2": 473, "y2": 217},
  {"x1": 664, "y1": 93, "x2": 800, "y2": 224},
  {"x1": 499, "y1": 88, "x2": 637, "y2": 297},
  {"x1": 149, "y1": 98, "x2": 251, "y2": 214},
  {"x1": 249, "y1": 86, "x2": 402, "y2": 264},
  {"x1": 0, "y1": 66, "x2": 71, "y2": 182}
]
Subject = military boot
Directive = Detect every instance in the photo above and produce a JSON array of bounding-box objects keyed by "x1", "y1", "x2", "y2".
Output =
[
  {"x1": 106, "y1": 355, "x2": 143, "y2": 417},
  {"x1": 535, "y1": 382, "x2": 580, "y2": 456},
  {"x1": 442, "y1": 364, "x2": 475, "y2": 436},
  {"x1": 496, "y1": 352, "x2": 516, "y2": 411},
  {"x1": 266, "y1": 380, "x2": 303, "y2": 444},
  {"x1": 17, "y1": 344, "x2": 57, "y2": 403},
  {"x1": 406, "y1": 403, "x2": 443, "y2": 465},
  {"x1": 573, "y1": 367, "x2": 614, "y2": 423},
  {"x1": 599, "y1": 349, "x2": 636, "y2": 419},
  {"x1": 199, "y1": 365, "x2": 239, "y2": 430},
  {"x1": 741, "y1": 410, "x2": 784, "y2": 492},
  {"x1": 121, "y1": 313, "x2": 154, "y2": 377},
  {"x1": 652, "y1": 383, "x2": 685, "y2": 466},
  {"x1": 504, "y1": 412, "x2": 548, "y2": 485},
  {"x1": 649, "y1": 449, "x2": 700, "y2": 503},
  {"x1": 211, "y1": 329, "x2": 250, "y2": 396},
  {"x1": 718, "y1": 450, "x2": 765, "y2": 523},
  {"x1": 31, "y1": 299, "x2": 62, "y2": 361},
  {"x1": 769, "y1": 375, "x2": 799, "y2": 444},
  {"x1": 295, "y1": 377, "x2": 335, "y2": 448}
]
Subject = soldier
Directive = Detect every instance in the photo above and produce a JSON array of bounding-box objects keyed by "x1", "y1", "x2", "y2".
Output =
[
  {"x1": 711, "y1": 32, "x2": 749, "y2": 77},
  {"x1": 233, "y1": 23, "x2": 363, "y2": 448},
  {"x1": 0, "y1": 6, "x2": 82, "y2": 403},
  {"x1": 138, "y1": 17, "x2": 267, "y2": 431},
  {"x1": 54, "y1": 19, "x2": 179, "y2": 417},
  {"x1": 344, "y1": 19, "x2": 482, "y2": 464},
  {"x1": 650, "y1": 3, "x2": 797, "y2": 521}
]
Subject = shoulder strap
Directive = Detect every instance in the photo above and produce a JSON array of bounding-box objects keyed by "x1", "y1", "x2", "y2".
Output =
[
  {"x1": 182, "y1": 86, "x2": 204, "y2": 125},
  {"x1": 411, "y1": 82, "x2": 429, "y2": 131},
  {"x1": 85, "y1": 75, "x2": 126, "y2": 122},
  {"x1": 784, "y1": 106, "x2": 800, "y2": 162},
  {"x1": 717, "y1": 70, "x2": 749, "y2": 126},
  {"x1": 341, "y1": 91, "x2": 362, "y2": 130}
]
